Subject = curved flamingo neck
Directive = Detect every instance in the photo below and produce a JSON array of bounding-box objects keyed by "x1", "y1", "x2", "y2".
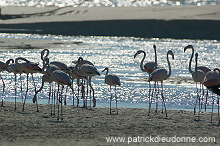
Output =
[
  {"x1": 105, "y1": 68, "x2": 109, "y2": 75},
  {"x1": 15, "y1": 57, "x2": 29, "y2": 64},
  {"x1": 42, "y1": 57, "x2": 49, "y2": 72},
  {"x1": 41, "y1": 49, "x2": 49, "y2": 60},
  {"x1": 140, "y1": 51, "x2": 146, "y2": 72},
  {"x1": 6, "y1": 59, "x2": 14, "y2": 65},
  {"x1": 188, "y1": 47, "x2": 194, "y2": 74}
]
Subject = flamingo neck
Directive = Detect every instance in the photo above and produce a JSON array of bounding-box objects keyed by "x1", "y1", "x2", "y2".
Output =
[
  {"x1": 154, "y1": 47, "x2": 157, "y2": 67},
  {"x1": 166, "y1": 53, "x2": 172, "y2": 79},
  {"x1": 188, "y1": 47, "x2": 194, "y2": 74},
  {"x1": 105, "y1": 68, "x2": 109, "y2": 75},
  {"x1": 15, "y1": 57, "x2": 29, "y2": 64},
  {"x1": 41, "y1": 49, "x2": 49, "y2": 61},
  {"x1": 140, "y1": 51, "x2": 146, "y2": 72}
]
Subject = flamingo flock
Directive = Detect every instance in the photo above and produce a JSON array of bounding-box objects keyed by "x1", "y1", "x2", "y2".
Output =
[{"x1": 0, "y1": 45, "x2": 219, "y2": 124}]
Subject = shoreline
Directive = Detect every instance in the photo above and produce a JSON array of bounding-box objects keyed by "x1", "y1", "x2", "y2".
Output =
[
  {"x1": 0, "y1": 5, "x2": 220, "y2": 40},
  {"x1": 0, "y1": 101, "x2": 219, "y2": 145}
]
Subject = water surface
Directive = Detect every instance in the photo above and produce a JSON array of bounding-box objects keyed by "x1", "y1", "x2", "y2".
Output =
[{"x1": 0, "y1": 33, "x2": 219, "y2": 112}]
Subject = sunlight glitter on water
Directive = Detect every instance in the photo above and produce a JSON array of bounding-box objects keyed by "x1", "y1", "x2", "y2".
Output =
[{"x1": 0, "y1": 33, "x2": 219, "y2": 111}]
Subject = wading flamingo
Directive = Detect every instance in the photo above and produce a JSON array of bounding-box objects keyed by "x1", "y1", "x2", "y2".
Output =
[
  {"x1": 134, "y1": 45, "x2": 159, "y2": 115},
  {"x1": 148, "y1": 50, "x2": 174, "y2": 117},
  {"x1": 102, "y1": 67, "x2": 121, "y2": 114},
  {"x1": 0, "y1": 60, "x2": 7, "y2": 106},
  {"x1": 184, "y1": 45, "x2": 211, "y2": 111},
  {"x1": 15, "y1": 57, "x2": 42, "y2": 111},
  {"x1": 77, "y1": 57, "x2": 100, "y2": 108},
  {"x1": 50, "y1": 70, "x2": 76, "y2": 121},
  {"x1": 203, "y1": 68, "x2": 220, "y2": 124}
]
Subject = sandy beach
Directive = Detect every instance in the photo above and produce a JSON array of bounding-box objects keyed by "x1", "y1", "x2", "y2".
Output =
[
  {"x1": 0, "y1": 101, "x2": 219, "y2": 146},
  {"x1": 0, "y1": 5, "x2": 220, "y2": 40},
  {"x1": 0, "y1": 4, "x2": 220, "y2": 146}
]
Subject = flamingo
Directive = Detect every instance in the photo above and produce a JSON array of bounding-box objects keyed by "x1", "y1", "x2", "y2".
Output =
[
  {"x1": 50, "y1": 70, "x2": 76, "y2": 120},
  {"x1": 134, "y1": 45, "x2": 159, "y2": 115},
  {"x1": 192, "y1": 53, "x2": 205, "y2": 118},
  {"x1": 184, "y1": 48, "x2": 206, "y2": 117},
  {"x1": 15, "y1": 57, "x2": 42, "y2": 111},
  {"x1": 148, "y1": 50, "x2": 174, "y2": 117},
  {"x1": 203, "y1": 68, "x2": 220, "y2": 123},
  {"x1": 33, "y1": 56, "x2": 60, "y2": 112},
  {"x1": 69, "y1": 65, "x2": 87, "y2": 106},
  {"x1": 0, "y1": 60, "x2": 7, "y2": 106},
  {"x1": 102, "y1": 67, "x2": 121, "y2": 114},
  {"x1": 77, "y1": 57, "x2": 100, "y2": 108},
  {"x1": 184, "y1": 45, "x2": 211, "y2": 111},
  {"x1": 5, "y1": 59, "x2": 24, "y2": 110}
]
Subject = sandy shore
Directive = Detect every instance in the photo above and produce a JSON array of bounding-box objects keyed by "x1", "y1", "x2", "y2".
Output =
[
  {"x1": 0, "y1": 101, "x2": 219, "y2": 146},
  {"x1": 0, "y1": 5, "x2": 220, "y2": 40}
]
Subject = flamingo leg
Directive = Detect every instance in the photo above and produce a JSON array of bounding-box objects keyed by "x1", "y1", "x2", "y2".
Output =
[
  {"x1": 161, "y1": 82, "x2": 167, "y2": 117},
  {"x1": 22, "y1": 74, "x2": 29, "y2": 112},
  {"x1": 60, "y1": 85, "x2": 64, "y2": 121},
  {"x1": 20, "y1": 74, "x2": 23, "y2": 103},
  {"x1": 0, "y1": 75, "x2": 5, "y2": 107},
  {"x1": 148, "y1": 80, "x2": 152, "y2": 116},
  {"x1": 156, "y1": 82, "x2": 160, "y2": 113},
  {"x1": 57, "y1": 84, "x2": 60, "y2": 120},
  {"x1": 211, "y1": 92, "x2": 214, "y2": 123},
  {"x1": 14, "y1": 74, "x2": 17, "y2": 110},
  {"x1": 205, "y1": 89, "x2": 209, "y2": 112},
  {"x1": 115, "y1": 85, "x2": 118, "y2": 114},
  {"x1": 148, "y1": 82, "x2": 156, "y2": 116},
  {"x1": 110, "y1": 85, "x2": 112, "y2": 115},
  {"x1": 218, "y1": 96, "x2": 220, "y2": 125},
  {"x1": 194, "y1": 82, "x2": 199, "y2": 115}
]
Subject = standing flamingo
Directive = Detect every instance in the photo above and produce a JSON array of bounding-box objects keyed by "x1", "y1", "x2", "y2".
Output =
[
  {"x1": 184, "y1": 45, "x2": 211, "y2": 111},
  {"x1": 134, "y1": 45, "x2": 159, "y2": 115},
  {"x1": 50, "y1": 70, "x2": 76, "y2": 120},
  {"x1": 192, "y1": 53, "x2": 205, "y2": 118},
  {"x1": 102, "y1": 67, "x2": 121, "y2": 114},
  {"x1": 6, "y1": 59, "x2": 24, "y2": 110},
  {"x1": 77, "y1": 57, "x2": 100, "y2": 108},
  {"x1": 203, "y1": 68, "x2": 220, "y2": 123},
  {"x1": 0, "y1": 60, "x2": 7, "y2": 106},
  {"x1": 148, "y1": 50, "x2": 174, "y2": 117},
  {"x1": 15, "y1": 57, "x2": 42, "y2": 111}
]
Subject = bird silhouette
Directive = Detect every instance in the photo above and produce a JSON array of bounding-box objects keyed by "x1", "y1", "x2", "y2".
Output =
[
  {"x1": 0, "y1": 60, "x2": 7, "y2": 106},
  {"x1": 148, "y1": 50, "x2": 174, "y2": 117},
  {"x1": 15, "y1": 57, "x2": 42, "y2": 111},
  {"x1": 102, "y1": 67, "x2": 121, "y2": 114},
  {"x1": 134, "y1": 45, "x2": 160, "y2": 116},
  {"x1": 50, "y1": 70, "x2": 76, "y2": 120},
  {"x1": 203, "y1": 68, "x2": 220, "y2": 124},
  {"x1": 77, "y1": 57, "x2": 100, "y2": 108}
]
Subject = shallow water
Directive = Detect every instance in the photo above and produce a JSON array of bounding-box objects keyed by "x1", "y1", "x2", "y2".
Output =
[
  {"x1": 0, "y1": 0, "x2": 219, "y2": 7},
  {"x1": 0, "y1": 33, "x2": 219, "y2": 112}
]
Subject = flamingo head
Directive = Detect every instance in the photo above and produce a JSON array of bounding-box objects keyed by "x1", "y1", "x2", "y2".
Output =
[
  {"x1": 134, "y1": 50, "x2": 145, "y2": 59},
  {"x1": 184, "y1": 45, "x2": 193, "y2": 52},
  {"x1": 195, "y1": 52, "x2": 198, "y2": 61},
  {"x1": 167, "y1": 50, "x2": 174, "y2": 59},
  {"x1": 102, "y1": 67, "x2": 109, "y2": 72}
]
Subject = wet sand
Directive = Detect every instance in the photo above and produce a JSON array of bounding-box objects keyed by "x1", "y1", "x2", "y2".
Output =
[
  {"x1": 0, "y1": 5, "x2": 220, "y2": 40},
  {"x1": 0, "y1": 101, "x2": 219, "y2": 146}
]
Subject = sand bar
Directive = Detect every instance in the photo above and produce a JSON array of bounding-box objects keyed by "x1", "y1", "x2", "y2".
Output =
[{"x1": 0, "y1": 5, "x2": 220, "y2": 40}]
